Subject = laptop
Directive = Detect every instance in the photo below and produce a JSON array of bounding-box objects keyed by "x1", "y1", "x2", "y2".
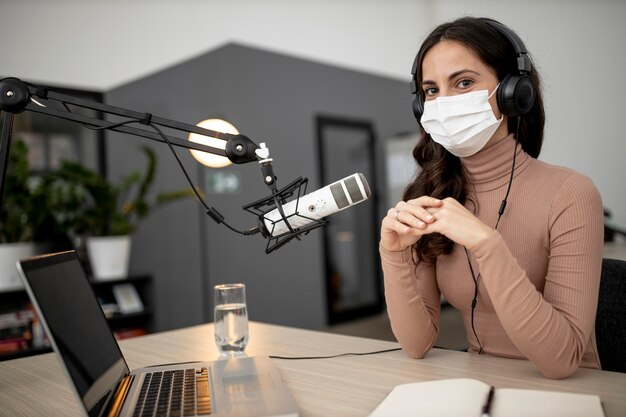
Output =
[{"x1": 17, "y1": 250, "x2": 300, "y2": 417}]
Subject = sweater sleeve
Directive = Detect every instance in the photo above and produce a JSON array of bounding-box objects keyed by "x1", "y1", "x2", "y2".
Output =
[
  {"x1": 380, "y1": 244, "x2": 441, "y2": 358},
  {"x1": 472, "y1": 174, "x2": 603, "y2": 379}
]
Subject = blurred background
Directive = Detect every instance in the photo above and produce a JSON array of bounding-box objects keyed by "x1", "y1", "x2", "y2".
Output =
[{"x1": 1, "y1": 0, "x2": 624, "y2": 359}]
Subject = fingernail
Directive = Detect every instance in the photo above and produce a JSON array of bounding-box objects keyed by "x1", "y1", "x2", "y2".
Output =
[
  {"x1": 426, "y1": 215, "x2": 434, "y2": 221},
  {"x1": 418, "y1": 221, "x2": 425, "y2": 227}
]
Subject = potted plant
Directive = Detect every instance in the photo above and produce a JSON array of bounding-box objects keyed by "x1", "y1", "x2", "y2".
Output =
[
  {"x1": 45, "y1": 146, "x2": 196, "y2": 280},
  {"x1": 0, "y1": 139, "x2": 51, "y2": 290}
]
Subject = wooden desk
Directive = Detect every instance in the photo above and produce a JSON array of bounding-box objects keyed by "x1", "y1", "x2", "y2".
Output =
[{"x1": 1, "y1": 322, "x2": 625, "y2": 416}]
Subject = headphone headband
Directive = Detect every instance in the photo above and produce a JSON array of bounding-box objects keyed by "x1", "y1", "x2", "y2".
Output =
[{"x1": 482, "y1": 19, "x2": 531, "y2": 73}]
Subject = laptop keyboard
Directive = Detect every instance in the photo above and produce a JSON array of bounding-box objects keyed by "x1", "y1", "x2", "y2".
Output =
[{"x1": 133, "y1": 368, "x2": 211, "y2": 417}]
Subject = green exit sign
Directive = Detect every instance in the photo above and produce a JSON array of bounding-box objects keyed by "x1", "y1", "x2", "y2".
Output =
[{"x1": 205, "y1": 171, "x2": 241, "y2": 194}]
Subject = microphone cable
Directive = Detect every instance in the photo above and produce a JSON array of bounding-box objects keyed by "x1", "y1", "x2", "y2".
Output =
[
  {"x1": 147, "y1": 122, "x2": 259, "y2": 236},
  {"x1": 269, "y1": 347, "x2": 402, "y2": 360},
  {"x1": 56, "y1": 98, "x2": 259, "y2": 236},
  {"x1": 145, "y1": 347, "x2": 404, "y2": 364}
]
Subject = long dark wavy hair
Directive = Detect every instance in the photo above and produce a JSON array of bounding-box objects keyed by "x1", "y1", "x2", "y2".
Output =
[{"x1": 405, "y1": 17, "x2": 545, "y2": 264}]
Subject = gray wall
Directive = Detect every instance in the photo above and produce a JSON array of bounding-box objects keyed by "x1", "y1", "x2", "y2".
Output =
[
  {"x1": 105, "y1": 43, "x2": 414, "y2": 332},
  {"x1": 3, "y1": 1, "x2": 625, "y2": 228}
]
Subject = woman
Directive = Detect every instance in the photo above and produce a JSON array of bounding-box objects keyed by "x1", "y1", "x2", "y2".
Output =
[{"x1": 380, "y1": 17, "x2": 603, "y2": 379}]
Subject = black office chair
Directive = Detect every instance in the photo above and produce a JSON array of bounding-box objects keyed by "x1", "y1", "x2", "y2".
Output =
[{"x1": 595, "y1": 258, "x2": 626, "y2": 373}]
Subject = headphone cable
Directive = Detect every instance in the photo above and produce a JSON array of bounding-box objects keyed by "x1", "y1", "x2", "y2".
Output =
[
  {"x1": 495, "y1": 116, "x2": 521, "y2": 229},
  {"x1": 466, "y1": 116, "x2": 521, "y2": 354}
]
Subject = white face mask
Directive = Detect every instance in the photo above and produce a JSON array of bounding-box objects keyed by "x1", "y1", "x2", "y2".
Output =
[{"x1": 420, "y1": 85, "x2": 503, "y2": 157}]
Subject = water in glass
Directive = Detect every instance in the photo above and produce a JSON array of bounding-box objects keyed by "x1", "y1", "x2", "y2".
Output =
[{"x1": 214, "y1": 302, "x2": 248, "y2": 355}]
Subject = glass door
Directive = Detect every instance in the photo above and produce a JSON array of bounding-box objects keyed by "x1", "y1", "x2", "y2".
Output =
[{"x1": 316, "y1": 115, "x2": 382, "y2": 324}]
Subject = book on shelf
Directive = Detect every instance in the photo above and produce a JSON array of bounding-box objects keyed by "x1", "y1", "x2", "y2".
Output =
[
  {"x1": 0, "y1": 305, "x2": 49, "y2": 353},
  {"x1": 368, "y1": 378, "x2": 605, "y2": 417},
  {"x1": 0, "y1": 337, "x2": 30, "y2": 353},
  {"x1": 0, "y1": 309, "x2": 36, "y2": 331}
]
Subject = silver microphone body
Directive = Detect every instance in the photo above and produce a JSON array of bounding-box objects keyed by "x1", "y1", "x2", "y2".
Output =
[{"x1": 262, "y1": 173, "x2": 371, "y2": 237}]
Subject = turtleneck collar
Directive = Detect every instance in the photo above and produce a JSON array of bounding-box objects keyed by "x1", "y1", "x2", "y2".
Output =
[{"x1": 461, "y1": 133, "x2": 531, "y2": 192}]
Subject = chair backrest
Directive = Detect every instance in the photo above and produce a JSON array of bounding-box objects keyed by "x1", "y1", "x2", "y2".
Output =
[{"x1": 595, "y1": 258, "x2": 626, "y2": 373}]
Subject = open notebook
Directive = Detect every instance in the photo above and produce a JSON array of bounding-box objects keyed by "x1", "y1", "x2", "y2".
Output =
[
  {"x1": 17, "y1": 250, "x2": 299, "y2": 417},
  {"x1": 368, "y1": 378, "x2": 605, "y2": 417}
]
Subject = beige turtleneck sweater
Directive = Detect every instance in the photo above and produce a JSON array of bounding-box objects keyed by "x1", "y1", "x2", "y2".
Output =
[{"x1": 380, "y1": 134, "x2": 604, "y2": 379}]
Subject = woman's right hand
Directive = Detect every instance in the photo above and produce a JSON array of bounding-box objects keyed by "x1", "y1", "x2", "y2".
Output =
[{"x1": 380, "y1": 196, "x2": 442, "y2": 252}]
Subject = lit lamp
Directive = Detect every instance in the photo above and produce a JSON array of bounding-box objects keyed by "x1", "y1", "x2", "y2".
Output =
[{"x1": 189, "y1": 118, "x2": 238, "y2": 168}]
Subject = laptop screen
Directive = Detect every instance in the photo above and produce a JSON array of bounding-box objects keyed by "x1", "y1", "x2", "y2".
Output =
[{"x1": 18, "y1": 251, "x2": 129, "y2": 414}]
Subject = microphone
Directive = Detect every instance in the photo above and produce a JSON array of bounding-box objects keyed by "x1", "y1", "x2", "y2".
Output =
[{"x1": 261, "y1": 173, "x2": 371, "y2": 238}]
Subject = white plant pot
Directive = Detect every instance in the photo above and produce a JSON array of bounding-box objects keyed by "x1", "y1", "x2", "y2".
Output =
[
  {"x1": 0, "y1": 242, "x2": 37, "y2": 291},
  {"x1": 86, "y1": 235, "x2": 132, "y2": 281}
]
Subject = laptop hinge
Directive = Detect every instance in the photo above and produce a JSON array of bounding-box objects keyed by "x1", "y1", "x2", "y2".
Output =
[{"x1": 105, "y1": 374, "x2": 135, "y2": 417}]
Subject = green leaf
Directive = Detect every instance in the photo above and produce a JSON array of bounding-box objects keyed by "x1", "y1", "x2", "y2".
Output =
[{"x1": 40, "y1": 145, "x2": 195, "y2": 239}]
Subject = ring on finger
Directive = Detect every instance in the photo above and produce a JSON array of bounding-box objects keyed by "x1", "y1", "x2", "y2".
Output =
[{"x1": 394, "y1": 209, "x2": 401, "y2": 220}]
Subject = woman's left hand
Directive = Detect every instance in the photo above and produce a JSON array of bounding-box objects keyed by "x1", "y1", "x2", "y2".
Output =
[{"x1": 419, "y1": 197, "x2": 493, "y2": 250}]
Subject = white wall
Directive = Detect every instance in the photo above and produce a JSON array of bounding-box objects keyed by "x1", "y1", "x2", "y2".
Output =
[
  {"x1": 2, "y1": 0, "x2": 624, "y2": 227},
  {"x1": 0, "y1": 0, "x2": 428, "y2": 90}
]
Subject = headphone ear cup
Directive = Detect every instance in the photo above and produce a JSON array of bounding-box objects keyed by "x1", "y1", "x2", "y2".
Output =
[
  {"x1": 497, "y1": 74, "x2": 536, "y2": 117},
  {"x1": 412, "y1": 95, "x2": 424, "y2": 124},
  {"x1": 513, "y1": 75, "x2": 536, "y2": 116}
]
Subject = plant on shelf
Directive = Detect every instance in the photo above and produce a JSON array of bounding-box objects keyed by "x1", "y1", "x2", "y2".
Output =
[
  {"x1": 0, "y1": 139, "x2": 41, "y2": 244},
  {"x1": 0, "y1": 139, "x2": 55, "y2": 290},
  {"x1": 45, "y1": 145, "x2": 197, "y2": 280}
]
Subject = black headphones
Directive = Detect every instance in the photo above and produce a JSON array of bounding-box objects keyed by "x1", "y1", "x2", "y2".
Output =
[{"x1": 410, "y1": 18, "x2": 536, "y2": 124}]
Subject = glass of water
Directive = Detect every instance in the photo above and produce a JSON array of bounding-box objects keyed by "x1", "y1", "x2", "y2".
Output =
[{"x1": 213, "y1": 283, "x2": 249, "y2": 357}]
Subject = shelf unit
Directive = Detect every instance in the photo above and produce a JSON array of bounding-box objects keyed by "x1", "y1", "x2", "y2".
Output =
[{"x1": 0, "y1": 274, "x2": 152, "y2": 361}]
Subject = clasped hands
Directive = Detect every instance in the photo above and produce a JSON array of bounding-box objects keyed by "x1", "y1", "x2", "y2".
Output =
[{"x1": 380, "y1": 196, "x2": 493, "y2": 252}]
